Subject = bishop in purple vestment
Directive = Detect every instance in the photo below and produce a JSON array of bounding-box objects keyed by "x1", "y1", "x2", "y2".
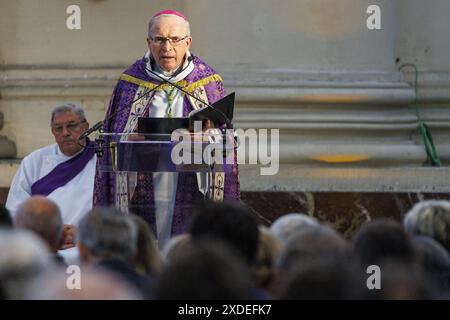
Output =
[{"x1": 93, "y1": 10, "x2": 240, "y2": 245}]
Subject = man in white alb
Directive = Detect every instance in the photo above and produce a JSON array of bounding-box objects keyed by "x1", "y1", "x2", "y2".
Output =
[{"x1": 6, "y1": 103, "x2": 96, "y2": 262}]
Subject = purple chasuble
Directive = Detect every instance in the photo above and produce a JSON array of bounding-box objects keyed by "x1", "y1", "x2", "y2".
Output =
[
  {"x1": 31, "y1": 140, "x2": 95, "y2": 196},
  {"x1": 93, "y1": 55, "x2": 240, "y2": 237}
]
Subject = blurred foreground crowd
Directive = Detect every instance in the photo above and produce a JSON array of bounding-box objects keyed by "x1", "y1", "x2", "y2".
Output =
[{"x1": 0, "y1": 198, "x2": 449, "y2": 300}]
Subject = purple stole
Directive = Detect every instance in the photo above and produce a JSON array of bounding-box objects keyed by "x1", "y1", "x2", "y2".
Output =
[{"x1": 31, "y1": 140, "x2": 95, "y2": 196}]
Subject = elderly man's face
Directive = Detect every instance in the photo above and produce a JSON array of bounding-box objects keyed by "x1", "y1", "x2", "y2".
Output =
[
  {"x1": 51, "y1": 111, "x2": 89, "y2": 156},
  {"x1": 147, "y1": 16, "x2": 192, "y2": 72}
]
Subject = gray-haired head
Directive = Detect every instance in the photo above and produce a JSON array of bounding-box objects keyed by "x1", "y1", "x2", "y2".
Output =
[
  {"x1": 78, "y1": 207, "x2": 137, "y2": 261},
  {"x1": 148, "y1": 14, "x2": 191, "y2": 38},
  {"x1": 50, "y1": 103, "x2": 86, "y2": 125},
  {"x1": 0, "y1": 229, "x2": 54, "y2": 299},
  {"x1": 403, "y1": 200, "x2": 450, "y2": 252},
  {"x1": 269, "y1": 213, "x2": 319, "y2": 246},
  {"x1": 277, "y1": 223, "x2": 348, "y2": 273}
]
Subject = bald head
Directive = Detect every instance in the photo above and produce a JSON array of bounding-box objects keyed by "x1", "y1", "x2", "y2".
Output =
[{"x1": 14, "y1": 197, "x2": 63, "y2": 252}]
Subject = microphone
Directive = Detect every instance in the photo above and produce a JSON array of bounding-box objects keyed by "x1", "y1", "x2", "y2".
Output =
[
  {"x1": 78, "y1": 54, "x2": 194, "y2": 141},
  {"x1": 78, "y1": 121, "x2": 103, "y2": 141}
]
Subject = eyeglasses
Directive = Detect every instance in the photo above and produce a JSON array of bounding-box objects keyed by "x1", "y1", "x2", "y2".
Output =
[
  {"x1": 52, "y1": 121, "x2": 86, "y2": 134},
  {"x1": 149, "y1": 35, "x2": 188, "y2": 47}
]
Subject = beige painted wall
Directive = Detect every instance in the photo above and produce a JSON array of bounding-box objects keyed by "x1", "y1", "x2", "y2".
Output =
[
  {"x1": 397, "y1": 0, "x2": 450, "y2": 72},
  {"x1": 188, "y1": 0, "x2": 396, "y2": 72},
  {"x1": 1, "y1": 0, "x2": 395, "y2": 70},
  {"x1": 0, "y1": 0, "x2": 180, "y2": 66}
]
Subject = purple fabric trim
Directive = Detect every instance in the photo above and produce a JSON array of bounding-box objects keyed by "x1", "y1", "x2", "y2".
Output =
[{"x1": 31, "y1": 140, "x2": 95, "y2": 196}]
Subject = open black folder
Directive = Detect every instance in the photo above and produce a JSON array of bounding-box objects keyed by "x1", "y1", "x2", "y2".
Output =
[{"x1": 138, "y1": 92, "x2": 235, "y2": 135}]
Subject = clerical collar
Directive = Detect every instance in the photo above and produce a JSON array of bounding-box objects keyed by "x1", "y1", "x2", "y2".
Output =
[
  {"x1": 154, "y1": 63, "x2": 181, "y2": 77},
  {"x1": 145, "y1": 51, "x2": 194, "y2": 82}
]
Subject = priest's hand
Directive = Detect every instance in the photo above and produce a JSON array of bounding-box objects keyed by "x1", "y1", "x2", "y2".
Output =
[
  {"x1": 127, "y1": 133, "x2": 146, "y2": 141},
  {"x1": 60, "y1": 224, "x2": 77, "y2": 250}
]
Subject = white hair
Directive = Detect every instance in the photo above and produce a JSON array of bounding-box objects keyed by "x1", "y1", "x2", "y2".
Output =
[
  {"x1": 0, "y1": 229, "x2": 54, "y2": 299},
  {"x1": 148, "y1": 14, "x2": 191, "y2": 37},
  {"x1": 269, "y1": 213, "x2": 319, "y2": 245},
  {"x1": 51, "y1": 103, "x2": 86, "y2": 125},
  {"x1": 403, "y1": 200, "x2": 450, "y2": 235},
  {"x1": 78, "y1": 207, "x2": 138, "y2": 261}
]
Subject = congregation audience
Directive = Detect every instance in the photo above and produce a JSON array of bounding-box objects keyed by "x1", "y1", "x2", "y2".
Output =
[{"x1": 1, "y1": 198, "x2": 450, "y2": 300}]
